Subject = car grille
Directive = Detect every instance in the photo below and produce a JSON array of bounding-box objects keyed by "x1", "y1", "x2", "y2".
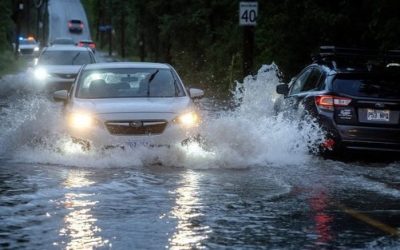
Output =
[
  {"x1": 52, "y1": 73, "x2": 77, "y2": 79},
  {"x1": 20, "y1": 49, "x2": 34, "y2": 54},
  {"x1": 105, "y1": 120, "x2": 168, "y2": 135}
]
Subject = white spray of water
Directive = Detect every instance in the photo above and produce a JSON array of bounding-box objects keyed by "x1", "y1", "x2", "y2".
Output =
[{"x1": 1, "y1": 65, "x2": 325, "y2": 168}]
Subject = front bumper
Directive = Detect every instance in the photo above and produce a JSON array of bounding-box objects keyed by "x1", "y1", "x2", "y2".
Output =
[{"x1": 67, "y1": 122, "x2": 199, "y2": 149}]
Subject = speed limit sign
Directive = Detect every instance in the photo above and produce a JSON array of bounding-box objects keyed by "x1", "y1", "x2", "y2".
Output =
[{"x1": 239, "y1": 2, "x2": 258, "y2": 26}]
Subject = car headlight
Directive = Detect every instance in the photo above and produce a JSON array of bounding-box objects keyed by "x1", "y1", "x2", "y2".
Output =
[
  {"x1": 34, "y1": 68, "x2": 49, "y2": 80},
  {"x1": 68, "y1": 112, "x2": 93, "y2": 129},
  {"x1": 175, "y1": 111, "x2": 200, "y2": 128},
  {"x1": 34, "y1": 47, "x2": 39, "y2": 52}
]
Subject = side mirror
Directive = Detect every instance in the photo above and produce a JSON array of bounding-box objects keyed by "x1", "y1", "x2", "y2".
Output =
[
  {"x1": 189, "y1": 88, "x2": 204, "y2": 99},
  {"x1": 53, "y1": 89, "x2": 68, "y2": 102},
  {"x1": 276, "y1": 84, "x2": 289, "y2": 95}
]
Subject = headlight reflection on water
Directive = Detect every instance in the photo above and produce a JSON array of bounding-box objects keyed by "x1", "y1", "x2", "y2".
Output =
[{"x1": 56, "y1": 170, "x2": 110, "y2": 249}]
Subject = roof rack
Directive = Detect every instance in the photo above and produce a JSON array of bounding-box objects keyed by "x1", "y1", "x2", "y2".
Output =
[{"x1": 313, "y1": 46, "x2": 400, "y2": 70}]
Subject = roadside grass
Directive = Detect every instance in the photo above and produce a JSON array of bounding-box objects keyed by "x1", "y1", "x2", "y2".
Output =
[{"x1": 0, "y1": 51, "x2": 29, "y2": 77}]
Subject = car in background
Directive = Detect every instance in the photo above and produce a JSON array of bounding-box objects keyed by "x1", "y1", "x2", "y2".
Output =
[
  {"x1": 32, "y1": 46, "x2": 96, "y2": 91},
  {"x1": 275, "y1": 46, "x2": 400, "y2": 157},
  {"x1": 52, "y1": 62, "x2": 204, "y2": 149},
  {"x1": 68, "y1": 19, "x2": 83, "y2": 33},
  {"x1": 16, "y1": 37, "x2": 40, "y2": 57},
  {"x1": 77, "y1": 39, "x2": 96, "y2": 53},
  {"x1": 49, "y1": 37, "x2": 76, "y2": 46}
]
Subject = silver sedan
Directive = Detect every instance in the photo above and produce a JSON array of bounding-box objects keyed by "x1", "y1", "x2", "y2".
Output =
[{"x1": 53, "y1": 62, "x2": 204, "y2": 149}]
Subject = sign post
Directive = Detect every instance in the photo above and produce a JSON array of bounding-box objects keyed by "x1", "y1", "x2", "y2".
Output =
[{"x1": 239, "y1": 1, "x2": 258, "y2": 77}]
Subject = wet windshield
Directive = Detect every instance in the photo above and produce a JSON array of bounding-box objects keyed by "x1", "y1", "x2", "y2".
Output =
[
  {"x1": 76, "y1": 68, "x2": 185, "y2": 98},
  {"x1": 38, "y1": 50, "x2": 93, "y2": 65},
  {"x1": 20, "y1": 39, "x2": 36, "y2": 45}
]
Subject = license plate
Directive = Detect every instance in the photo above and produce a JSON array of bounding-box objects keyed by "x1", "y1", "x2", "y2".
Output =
[
  {"x1": 367, "y1": 109, "x2": 390, "y2": 122},
  {"x1": 125, "y1": 140, "x2": 152, "y2": 148}
]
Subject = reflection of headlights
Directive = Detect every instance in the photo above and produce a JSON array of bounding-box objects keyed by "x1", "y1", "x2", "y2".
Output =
[
  {"x1": 34, "y1": 47, "x2": 39, "y2": 52},
  {"x1": 68, "y1": 113, "x2": 93, "y2": 129},
  {"x1": 34, "y1": 68, "x2": 49, "y2": 80},
  {"x1": 175, "y1": 111, "x2": 200, "y2": 128}
]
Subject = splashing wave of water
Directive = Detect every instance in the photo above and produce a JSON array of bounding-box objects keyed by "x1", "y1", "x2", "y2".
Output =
[{"x1": 0, "y1": 65, "x2": 325, "y2": 168}]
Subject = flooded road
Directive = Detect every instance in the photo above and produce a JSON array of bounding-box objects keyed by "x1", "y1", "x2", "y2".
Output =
[{"x1": 1, "y1": 66, "x2": 400, "y2": 249}]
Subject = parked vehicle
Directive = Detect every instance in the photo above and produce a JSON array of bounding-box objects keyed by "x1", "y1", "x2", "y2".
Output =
[
  {"x1": 68, "y1": 19, "x2": 83, "y2": 33},
  {"x1": 53, "y1": 62, "x2": 204, "y2": 150},
  {"x1": 32, "y1": 46, "x2": 96, "y2": 91},
  {"x1": 275, "y1": 46, "x2": 400, "y2": 156},
  {"x1": 77, "y1": 39, "x2": 96, "y2": 53}
]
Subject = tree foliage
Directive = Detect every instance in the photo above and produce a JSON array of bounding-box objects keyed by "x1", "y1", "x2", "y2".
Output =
[{"x1": 79, "y1": 0, "x2": 400, "y2": 88}]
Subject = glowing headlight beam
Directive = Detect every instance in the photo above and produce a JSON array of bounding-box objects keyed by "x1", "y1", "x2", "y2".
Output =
[
  {"x1": 177, "y1": 112, "x2": 199, "y2": 128},
  {"x1": 34, "y1": 68, "x2": 49, "y2": 80},
  {"x1": 68, "y1": 113, "x2": 93, "y2": 129}
]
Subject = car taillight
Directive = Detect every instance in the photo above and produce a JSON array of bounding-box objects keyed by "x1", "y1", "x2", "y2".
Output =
[
  {"x1": 315, "y1": 95, "x2": 352, "y2": 111},
  {"x1": 80, "y1": 24, "x2": 84, "y2": 28},
  {"x1": 90, "y1": 43, "x2": 95, "y2": 49},
  {"x1": 68, "y1": 23, "x2": 72, "y2": 27}
]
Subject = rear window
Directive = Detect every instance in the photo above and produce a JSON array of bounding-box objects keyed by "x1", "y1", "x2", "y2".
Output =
[
  {"x1": 333, "y1": 73, "x2": 400, "y2": 98},
  {"x1": 70, "y1": 20, "x2": 82, "y2": 24}
]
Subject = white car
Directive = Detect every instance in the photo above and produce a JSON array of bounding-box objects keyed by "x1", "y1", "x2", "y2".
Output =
[
  {"x1": 53, "y1": 62, "x2": 204, "y2": 149},
  {"x1": 32, "y1": 45, "x2": 96, "y2": 91}
]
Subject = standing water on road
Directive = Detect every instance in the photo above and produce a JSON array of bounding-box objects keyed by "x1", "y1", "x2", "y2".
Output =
[{"x1": 1, "y1": 66, "x2": 400, "y2": 249}]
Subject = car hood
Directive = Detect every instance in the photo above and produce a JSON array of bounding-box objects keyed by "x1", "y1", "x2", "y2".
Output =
[
  {"x1": 37, "y1": 65, "x2": 82, "y2": 74},
  {"x1": 71, "y1": 97, "x2": 193, "y2": 115}
]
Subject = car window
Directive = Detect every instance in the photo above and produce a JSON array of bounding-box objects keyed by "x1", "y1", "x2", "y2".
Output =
[
  {"x1": 289, "y1": 69, "x2": 312, "y2": 95},
  {"x1": 301, "y1": 68, "x2": 323, "y2": 92},
  {"x1": 38, "y1": 50, "x2": 93, "y2": 65},
  {"x1": 333, "y1": 73, "x2": 400, "y2": 98},
  {"x1": 76, "y1": 68, "x2": 185, "y2": 98}
]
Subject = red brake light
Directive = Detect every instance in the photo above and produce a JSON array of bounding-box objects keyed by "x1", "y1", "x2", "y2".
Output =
[
  {"x1": 315, "y1": 95, "x2": 351, "y2": 111},
  {"x1": 80, "y1": 24, "x2": 84, "y2": 28},
  {"x1": 68, "y1": 22, "x2": 72, "y2": 27}
]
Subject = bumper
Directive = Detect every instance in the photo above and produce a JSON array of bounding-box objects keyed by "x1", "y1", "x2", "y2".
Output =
[
  {"x1": 336, "y1": 125, "x2": 400, "y2": 152},
  {"x1": 67, "y1": 123, "x2": 198, "y2": 149}
]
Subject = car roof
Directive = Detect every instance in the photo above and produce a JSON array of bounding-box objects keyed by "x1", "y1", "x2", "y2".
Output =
[
  {"x1": 43, "y1": 45, "x2": 91, "y2": 52},
  {"x1": 83, "y1": 62, "x2": 171, "y2": 70}
]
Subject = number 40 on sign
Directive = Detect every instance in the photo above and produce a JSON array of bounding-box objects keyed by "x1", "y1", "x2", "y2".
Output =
[{"x1": 239, "y1": 2, "x2": 258, "y2": 26}]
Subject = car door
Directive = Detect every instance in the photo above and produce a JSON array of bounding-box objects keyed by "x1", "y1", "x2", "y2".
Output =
[{"x1": 283, "y1": 67, "x2": 324, "y2": 117}]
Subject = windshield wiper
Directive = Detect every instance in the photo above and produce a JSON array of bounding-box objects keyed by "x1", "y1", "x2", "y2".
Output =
[
  {"x1": 147, "y1": 70, "x2": 159, "y2": 96},
  {"x1": 71, "y1": 52, "x2": 81, "y2": 65}
]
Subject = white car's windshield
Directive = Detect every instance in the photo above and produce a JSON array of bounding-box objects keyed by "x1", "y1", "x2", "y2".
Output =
[
  {"x1": 38, "y1": 50, "x2": 93, "y2": 65},
  {"x1": 76, "y1": 68, "x2": 185, "y2": 98}
]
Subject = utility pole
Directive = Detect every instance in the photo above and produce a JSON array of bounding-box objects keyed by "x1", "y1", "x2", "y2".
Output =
[{"x1": 14, "y1": 1, "x2": 24, "y2": 59}]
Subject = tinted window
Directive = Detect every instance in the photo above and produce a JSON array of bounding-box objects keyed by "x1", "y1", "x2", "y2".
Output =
[
  {"x1": 289, "y1": 69, "x2": 312, "y2": 95},
  {"x1": 39, "y1": 50, "x2": 93, "y2": 65},
  {"x1": 76, "y1": 68, "x2": 185, "y2": 98},
  {"x1": 301, "y1": 68, "x2": 322, "y2": 92},
  {"x1": 20, "y1": 39, "x2": 36, "y2": 45},
  {"x1": 333, "y1": 73, "x2": 400, "y2": 98}
]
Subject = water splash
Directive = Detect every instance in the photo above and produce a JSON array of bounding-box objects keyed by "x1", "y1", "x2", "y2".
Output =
[{"x1": 0, "y1": 65, "x2": 325, "y2": 168}]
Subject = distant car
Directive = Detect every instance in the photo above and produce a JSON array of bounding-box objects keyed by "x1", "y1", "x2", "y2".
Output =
[
  {"x1": 17, "y1": 37, "x2": 40, "y2": 57},
  {"x1": 77, "y1": 39, "x2": 96, "y2": 53},
  {"x1": 52, "y1": 62, "x2": 205, "y2": 150},
  {"x1": 275, "y1": 46, "x2": 400, "y2": 156},
  {"x1": 32, "y1": 46, "x2": 96, "y2": 91},
  {"x1": 68, "y1": 19, "x2": 83, "y2": 33},
  {"x1": 49, "y1": 37, "x2": 76, "y2": 46}
]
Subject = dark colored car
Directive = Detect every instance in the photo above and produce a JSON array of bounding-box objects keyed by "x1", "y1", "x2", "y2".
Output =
[
  {"x1": 68, "y1": 19, "x2": 83, "y2": 33},
  {"x1": 275, "y1": 46, "x2": 400, "y2": 156},
  {"x1": 77, "y1": 39, "x2": 96, "y2": 53}
]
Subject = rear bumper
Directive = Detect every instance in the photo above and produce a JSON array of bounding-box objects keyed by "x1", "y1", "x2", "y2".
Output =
[{"x1": 336, "y1": 124, "x2": 400, "y2": 151}]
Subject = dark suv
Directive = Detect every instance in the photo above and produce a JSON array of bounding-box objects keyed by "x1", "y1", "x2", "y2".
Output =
[{"x1": 275, "y1": 46, "x2": 400, "y2": 156}]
